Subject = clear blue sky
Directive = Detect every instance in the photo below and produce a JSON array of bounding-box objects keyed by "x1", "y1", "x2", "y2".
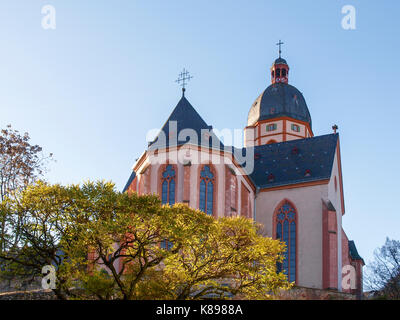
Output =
[{"x1": 1, "y1": 0, "x2": 399, "y2": 265}]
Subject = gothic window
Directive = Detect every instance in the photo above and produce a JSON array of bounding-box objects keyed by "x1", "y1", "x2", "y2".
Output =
[
  {"x1": 161, "y1": 165, "x2": 176, "y2": 205},
  {"x1": 276, "y1": 201, "x2": 297, "y2": 283},
  {"x1": 160, "y1": 239, "x2": 173, "y2": 251},
  {"x1": 199, "y1": 165, "x2": 215, "y2": 216}
]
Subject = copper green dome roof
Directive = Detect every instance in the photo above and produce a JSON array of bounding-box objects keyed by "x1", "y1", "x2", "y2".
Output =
[{"x1": 247, "y1": 83, "x2": 312, "y2": 128}]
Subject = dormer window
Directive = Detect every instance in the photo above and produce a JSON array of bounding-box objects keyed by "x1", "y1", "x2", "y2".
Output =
[
  {"x1": 304, "y1": 169, "x2": 312, "y2": 177},
  {"x1": 268, "y1": 173, "x2": 275, "y2": 182},
  {"x1": 266, "y1": 123, "x2": 277, "y2": 132}
]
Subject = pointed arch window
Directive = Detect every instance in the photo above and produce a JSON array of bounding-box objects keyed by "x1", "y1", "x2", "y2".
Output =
[
  {"x1": 161, "y1": 165, "x2": 176, "y2": 205},
  {"x1": 160, "y1": 239, "x2": 173, "y2": 251},
  {"x1": 276, "y1": 201, "x2": 297, "y2": 283},
  {"x1": 199, "y1": 165, "x2": 215, "y2": 216}
]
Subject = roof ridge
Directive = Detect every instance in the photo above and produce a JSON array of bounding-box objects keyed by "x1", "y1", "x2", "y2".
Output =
[{"x1": 252, "y1": 133, "x2": 338, "y2": 150}]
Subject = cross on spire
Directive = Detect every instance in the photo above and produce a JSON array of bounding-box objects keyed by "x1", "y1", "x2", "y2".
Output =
[
  {"x1": 175, "y1": 68, "x2": 193, "y2": 96},
  {"x1": 276, "y1": 40, "x2": 284, "y2": 58}
]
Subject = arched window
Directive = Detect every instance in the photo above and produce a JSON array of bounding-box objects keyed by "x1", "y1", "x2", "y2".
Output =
[
  {"x1": 160, "y1": 239, "x2": 173, "y2": 251},
  {"x1": 276, "y1": 68, "x2": 281, "y2": 77},
  {"x1": 275, "y1": 201, "x2": 297, "y2": 283},
  {"x1": 199, "y1": 165, "x2": 215, "y2": 216},
  {"x1": 161, "y1": 165, "x2": 176, "y2": 205}
]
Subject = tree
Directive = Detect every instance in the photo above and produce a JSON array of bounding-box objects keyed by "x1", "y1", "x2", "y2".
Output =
[
  {"x1": 78, "y1": 203, "x2": 291, "y2": 300},
  {"x1": 158, "y1": 214, "x2": 291, "y2": 300},
  {"x1": 0, "y1": 181, "x2": 83, "y2": 299},
  {"x1": 365, "y1": 238, "x2": 400, "y2": 299},
  {"x1": 0, "y1": 180, "x2": 291, "y2": 300},
  {"x1": 0, "y1": 124, "x2": 53, "y2": 252},
  {"x1": 69, "y1": 181, "x2": 189, "y2": 300}
]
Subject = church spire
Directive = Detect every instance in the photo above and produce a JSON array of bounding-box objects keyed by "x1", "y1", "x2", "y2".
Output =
[{"x1": 270, "y1": 41, "x2": 289, "y2": 85}]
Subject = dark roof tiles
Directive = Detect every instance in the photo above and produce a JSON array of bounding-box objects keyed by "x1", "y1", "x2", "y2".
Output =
[
  {"x1": 122, "y1": 171, "x2": 136, "y2": 193},
  {"x1": 246, "y1": 134, "x2": 338, "y2": 189},
  {"x1": 148, "y1": 96, "x2": 224, "y2": 150},
  {"x1": 348, "y1": 240, "x2": 365, "y2": 264},
  {"x1": 247, "y1": 83, "x2": 312, "y2": 127}
]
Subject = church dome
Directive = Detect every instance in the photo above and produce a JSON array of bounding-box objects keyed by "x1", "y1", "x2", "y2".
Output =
[{"x1": 247, "y1": 83, "x2": 312, "y2": 127}]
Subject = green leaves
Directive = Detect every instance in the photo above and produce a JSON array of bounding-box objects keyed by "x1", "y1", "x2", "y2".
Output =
[{"x1": 161, "y1": 215, "x2": 291, "y2": 300}]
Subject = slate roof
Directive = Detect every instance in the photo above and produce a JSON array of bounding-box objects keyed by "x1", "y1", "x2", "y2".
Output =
[
  {"x1": 122, "y1": 171, "x2": 136, "y2": 193},
  {"x1": 248, "y1": 57, "x2": 311, "y2": 127},
  {"x1": 349, "y1": 240, "x2": 365, "y2": 264},
  {"x1": 274, "y1": 57, "x2": 288, "y2": 65},
  {"x1": 148, "y1": 95, "x2": 224, "y2": 150},
  {"x1": 123, "y1": 96, "x2": 338, "y2": 194},
  {"x1": 246, "y1": 134, "x2": 339, "y2": 189},
  {"x1": 122, "y1": 95, "x2": 224, "y2": 193},
  {"x1": 247, "y1": 83, "x2": 312, "y2": 127}
]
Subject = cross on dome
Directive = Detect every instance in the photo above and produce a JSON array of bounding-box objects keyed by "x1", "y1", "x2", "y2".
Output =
[{"x1": 276, "y1": 40, "x2": 284, "y2": 58}]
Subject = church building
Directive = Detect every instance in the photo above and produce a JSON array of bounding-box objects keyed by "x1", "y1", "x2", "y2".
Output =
[{"x1": 122, "y1": 48, "x2": 364, "y2": 296}]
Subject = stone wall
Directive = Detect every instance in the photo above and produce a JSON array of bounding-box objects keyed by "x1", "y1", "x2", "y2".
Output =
[
  {"x1": 277, "y1": 286, "x2": 357, "y2": 300},
  {"x1": 0, "y1": 289, "x2": 56, "y2": 300},
  {"x1": 0, "y1": 276, "x2": 42, "y2": 293}
]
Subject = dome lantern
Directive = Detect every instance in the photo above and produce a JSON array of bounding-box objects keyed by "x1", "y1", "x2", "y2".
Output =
[
  {"x1": 271, "y1": 58, "x2": 289, "y2": 84},
  {"x1": 271, "y1": 41, "x2": 289, "y2": 84}
]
